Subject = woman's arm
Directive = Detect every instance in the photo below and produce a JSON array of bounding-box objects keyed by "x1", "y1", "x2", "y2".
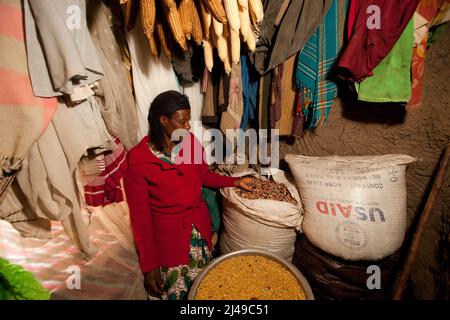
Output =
[{"x1": 123, "y1": 165, "x2": 160, "y2": 274}]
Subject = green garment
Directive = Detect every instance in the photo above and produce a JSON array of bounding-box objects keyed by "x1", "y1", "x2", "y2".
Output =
[
  {"x1": 356, "y1": 18, "x2": 414, "y2": 103},
  {"x1": 0, "y1": 258, "x2": 50, "y2": 300},
  {"x1": 201, "y1": 187, "x2": 221, "y2": 232}
]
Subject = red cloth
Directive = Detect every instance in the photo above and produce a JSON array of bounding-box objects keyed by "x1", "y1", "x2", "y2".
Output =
[
  {"x1": 83, "y1": 138, "x2": 127, "y2": 207},
  {"x1": 123, "y1": 133, "x2": 238, "y2": 273},
  {"x1": 337, "y1": 0, "x2": 420, "y2": 82}
]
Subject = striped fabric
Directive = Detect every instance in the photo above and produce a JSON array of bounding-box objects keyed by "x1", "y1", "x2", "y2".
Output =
[
  {"x1": 82, "y1": 138, "x2": 128, "y2": 207},
  {"x1": 0, "y1": 0, "x2": 57, "y2": 173},
  {"x1": 0, "y1": 202, "x2": 147, "y2": 299},
  {"x1": 295, "y1": 0, "x2": 341, "y2": 129}
]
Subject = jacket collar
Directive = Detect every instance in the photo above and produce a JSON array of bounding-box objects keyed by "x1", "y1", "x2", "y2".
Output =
[{"x1": 128, "y1": 136, "x2": 177, "y2": 170}]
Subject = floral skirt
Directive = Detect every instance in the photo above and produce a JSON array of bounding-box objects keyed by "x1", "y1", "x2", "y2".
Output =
[{"x1": 148, "y1": 225, "x2": 212, "y2": 300}]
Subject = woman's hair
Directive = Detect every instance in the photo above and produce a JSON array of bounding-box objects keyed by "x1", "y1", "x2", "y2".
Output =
[{"x1": 148, "y1": 90, "x2": 190, "y2": 152}]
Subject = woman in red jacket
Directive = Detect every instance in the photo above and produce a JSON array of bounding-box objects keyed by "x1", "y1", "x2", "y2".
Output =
[{"x1": 123, "y1": 91, "x2": 253, "y2": 300}]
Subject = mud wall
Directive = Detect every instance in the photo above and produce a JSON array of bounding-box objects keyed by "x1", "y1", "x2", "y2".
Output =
[{"x1": 280, "y1": 27, "x2": 450, "y2": 299}]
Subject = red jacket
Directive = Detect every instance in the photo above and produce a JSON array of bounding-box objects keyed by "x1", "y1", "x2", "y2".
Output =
[{"x1": 123, "y1": 133, "x2": 238, "y2": 273}]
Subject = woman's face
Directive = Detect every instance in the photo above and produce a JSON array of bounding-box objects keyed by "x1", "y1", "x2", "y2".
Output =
[{"x1": 160, "y1": 109, "x2": 191, "y2": 141}]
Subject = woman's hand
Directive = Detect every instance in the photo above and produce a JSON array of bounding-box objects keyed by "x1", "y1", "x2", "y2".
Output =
[
  {"x1": 144, "y1": 268, "x2": 164, "y2": 298},
  {"x1": 234, "y1": 176, "x2": 255, "y2": 192}
]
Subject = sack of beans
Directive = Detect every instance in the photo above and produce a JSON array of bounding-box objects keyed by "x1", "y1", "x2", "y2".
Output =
[
  {"x1": 285, "y1": 154, "x2": 415, "y2": 261},
  {"x1": 219, "y1": 169, "x2": 303, "y2": 261}
]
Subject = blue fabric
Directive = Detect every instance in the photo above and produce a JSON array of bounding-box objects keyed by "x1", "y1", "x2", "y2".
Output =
[{"x1": 240, "y1": 54, "x2": 259, "y2": 129}]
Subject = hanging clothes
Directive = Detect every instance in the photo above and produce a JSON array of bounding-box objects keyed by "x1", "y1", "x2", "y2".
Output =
[
  {"x1": 258, "y1": 72, "x2": 272, "y2": 131},
  {"x1": 240, "y1": 55, "x2": 259, "y2": 130},
  {"x1": 337, "y1": 0, "x2": 420, "y2": 82},
  {"x1": 87, "y1": 0, "x2": 139, "y2": 150},
  {"x1": 0, "y1": 0, "x2": 57, "y2": 173},
  {"x1": 220, "y1": 64, "x2": 244, "y2": 138},
  {"x1": 356, "y1": 19, "x2": 415, "y2": 103},
  {"x1": 125, "y1": 20, "x2": 181, "y2": 138},
  {"x1": 249, "y1": 0, "x2": 333, "y2": 75},
  {"x1": 183, "y1": 81, "x2": 204, "y2": 125},
  {"x1": 1, "y1": 100, "x2": 106, "y2": 258},
  {"x1": 24, "y1": 0, "x2": 103, "y2": 98},
  {"x1": 269, "y1": 64, "x2": 283, "y2": 130},
  {"x1": 408, "y1": 0, "x2": 450, "y2": 109},
  {"x1": 81, "y1": 136, "x2": 127, "y2": 207},
  {"x1": 295, "y1": 0, "x2": 343, "y2": 128},
  {"x1": 276, "y1": 55, "x2": 297, "y2": 136}
]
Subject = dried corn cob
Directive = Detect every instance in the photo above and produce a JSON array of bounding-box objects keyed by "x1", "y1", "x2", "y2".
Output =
[
  {"x1": 230, "y1": 27, "x2": 240, "y2": 64},
  {"x1": 248, "y1": 0, "x2": 263, "y2": 24},
  {"x1": 216, "y1": 35, "x2": 228, "y2": 63},
  {"x1": 201, "y1": 0, "x2": 227, "y2": 24},
  {"x1": 202, "y1": 39, "x2": 214, "y2": 71},
  {"x1": 245, "y1": 27, "x2": 255, "y2": 51},
  {"x1": 162, "y1": 0, "x2": 188, "y2": 51},
  {"x1": 197, "y1": 0, "x2": 211, "y2": 40},
  {"x1": 223, "y1": 55, "x2": 231, "y2": 74},
  {"x1": 224, "y1": 0, "x2": 240, "y2": 32},
  {"x1": 147, "y1": 31, "x2": 160, "y2": 57},
  {"x1": 156, "y1": 16, "x2": 174, "y2": 59},
  {"x1": 238, "y1": 4, "x2": 250, "y2": 41},
  {"x1": 191, "y1": 1, "x2": 204, "y2": 45},
  {"x1": 179, "y1": 0, "x2": 193, "y2": 40},
  {"x1": 140, "y1": 0, "x2": 156, "y2": 36},
  {"x1": 212, "y1": 17, "x2": 223, "y2": 38},
  {"x1": 237, "y1": 0, "x2": 247, "y2": 9}
]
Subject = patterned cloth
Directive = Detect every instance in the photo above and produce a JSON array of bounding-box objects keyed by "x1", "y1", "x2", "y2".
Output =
[
  {"x1": 408, "y1": 0, "x2": 450, "y2": 109},
  {"x1": 148, "y1": 225, "x2": 212, "y2": 300},
  {"x1": 0, "y1": 0, "x2": 57, "y2": 173},
  {"x1": 82, "y1": 137, "x2": 128, "y2": 207},
  {"x1": 295, "y1": 0, "x2": 342, "y2": 128}
]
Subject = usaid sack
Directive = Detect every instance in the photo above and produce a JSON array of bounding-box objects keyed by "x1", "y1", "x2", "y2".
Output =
[
  {"x1": 285, "y1": 154, "x2": 415, "y2": 261},
  {"x1": 219, "y1": 168, "x2": 303, "y2": 261}
]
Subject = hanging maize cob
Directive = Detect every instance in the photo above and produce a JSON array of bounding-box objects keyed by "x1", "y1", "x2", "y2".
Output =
[
  {"x1": 212, "y1": 17, "x2": 223, "y2": 38},
  {"x1": 202, "y1": 39, "x2": 214, "y2": 71},
  {"x1": 191, "y1": 0, "x2": 204, "y2": 45},
  {"x1": 201, "y1": 0, "x2": 227, "y2": 24},
  {"x1": 248, "y1": 0, "x2": 263, "y2": 24},
  {"x1": 238, "y1": 4, "x2": 250, "y2": 41},
  {"x1": 245, "y1": 27, "x2": 256, "y2": 51},
  {"x1": 156, "y1": 16, "x2": 174, "y2": 59},
  {"x1": 237, "y1": 0, "x2": 247, "y2": 9},
  {"x1": 162, "y1": 0, "x2": 188, "y2": 51},
  {"x1": 230, "y1": 27, "x2": 240, "y2": 64},
  {"x1": 197, "y1": 0, "x2": 211, "y2": 40},
  {"x1": 140, "y1": 0, "x2": 156, "y2": 36},
  {"x1": 223, "y1": 55, "x2": 231, "y2": 74},
  {"x1": 223, "y1": 0, "x2": 240, "y2": 32},
  {"x1": 147, "y1": 31, "x2": 160, "y2": 57},
  {"x1": 179, "y1": 0, "x2": 193, "y2": 40}
]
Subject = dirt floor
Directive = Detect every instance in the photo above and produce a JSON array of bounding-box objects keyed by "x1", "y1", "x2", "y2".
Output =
[{"x1": 280, "y1": 26, "x2": 450, "y2": 299}]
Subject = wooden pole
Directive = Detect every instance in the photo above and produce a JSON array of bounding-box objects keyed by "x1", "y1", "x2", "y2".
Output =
[{"x1": 392, "y1": 142, "x2": 450, "y2": 300}]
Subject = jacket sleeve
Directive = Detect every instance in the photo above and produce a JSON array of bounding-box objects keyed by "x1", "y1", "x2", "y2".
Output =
[
  {"x1": 197, "y1": 145, "x2": 239, "y2": 189},
  {"x1": 123, "y1": 164, "x2": 159, "y2": 274}
]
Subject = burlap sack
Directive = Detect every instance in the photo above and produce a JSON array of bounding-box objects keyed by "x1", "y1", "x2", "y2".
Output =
[
  {"x1": 285, "y1": 154, "x2": 415, "y2": 261},
  {"x1": 219, "y1": 169, "x2": 303, "y2": 261}
]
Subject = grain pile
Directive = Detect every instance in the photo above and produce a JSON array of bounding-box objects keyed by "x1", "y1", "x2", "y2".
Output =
[
  {"x1": 234, "y1": 178, "x2": 297, "y2": 205},
  {"x1": 195, "y1": 255, "x2": 306, "y2": 300}
]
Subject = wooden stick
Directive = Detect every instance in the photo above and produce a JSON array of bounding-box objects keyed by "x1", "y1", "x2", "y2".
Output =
[{"x1": 392, "y1": 142, "x2": 450, "y2": 300}]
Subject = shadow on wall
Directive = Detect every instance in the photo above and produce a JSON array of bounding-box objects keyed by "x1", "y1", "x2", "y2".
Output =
[{"x1": 338, "y1": 82, "x2": 407, "y2": 125}]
